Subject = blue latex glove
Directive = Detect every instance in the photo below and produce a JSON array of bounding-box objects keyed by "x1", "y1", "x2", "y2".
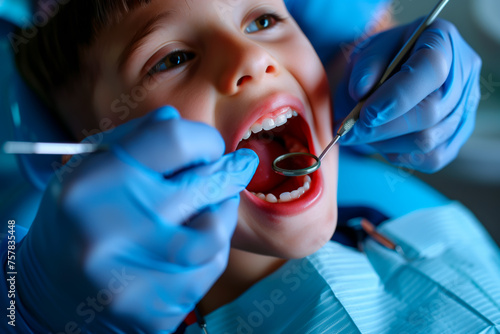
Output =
[
  {"x1": 335, "y1": 18, "x2": 482, "y2": 172},
  {"x1": 15, "y1": 106, "x2": 259, "y2": 333}
]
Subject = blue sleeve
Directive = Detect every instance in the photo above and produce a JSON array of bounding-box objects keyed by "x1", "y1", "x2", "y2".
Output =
[
  {"x1": 0, "y1": 226, "x2": 48, "y2": 333},
  {"x1": 285, "y1": 0, "x2": 392, "y2": 63}
]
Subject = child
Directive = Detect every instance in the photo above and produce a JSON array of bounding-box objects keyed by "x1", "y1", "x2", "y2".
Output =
[{"x1": 3, "y1": 0, "x2": 497, "y2": 333}]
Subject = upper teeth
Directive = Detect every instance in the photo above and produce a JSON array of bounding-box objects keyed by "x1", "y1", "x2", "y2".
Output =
[{"x1": 241, "y1": 108, "x2": 298, "y2": 141}]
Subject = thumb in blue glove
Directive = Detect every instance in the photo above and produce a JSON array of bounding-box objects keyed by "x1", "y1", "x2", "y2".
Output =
[
  {"x1": 334, "y1": 18, "x2": 482, "y2": 172},
  {"x1": 16, "y1": 106, "x2": 259, "y2": 333}
]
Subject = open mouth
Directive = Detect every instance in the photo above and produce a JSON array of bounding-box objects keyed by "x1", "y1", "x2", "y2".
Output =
[{"x1": 236, "y1": 107, "x2": 315, "y2": 204}]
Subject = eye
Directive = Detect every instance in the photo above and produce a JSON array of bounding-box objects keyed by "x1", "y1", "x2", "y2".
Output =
[
  {"x1": 149, "y1": 50, "x2": 195, "y2": 75},
  {"x1": 245, "y1": 14, "x2": 283, "y2": 34}
]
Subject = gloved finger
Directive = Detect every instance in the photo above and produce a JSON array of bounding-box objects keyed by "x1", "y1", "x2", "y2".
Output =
[
  {"x1": 348, "y1": 25, "x2": 408, "y2": 101},
  {"x1": 159, "y1": 247, "x2": 230, "y2": 307},
  {"x1": 87, "y1": 236, "x2": 230, "y2": 296},
  {"x1": 360, "y1": 19, "x2": 454, "y2": 128},
  {"x1": 124, "y1": 149, "x2": 258, "y2": 226},
  {"x1": 341, "y1": 87, "x2": 456, "y2": 145},
  {"x1": 344, "y1": 86, "x2": 466, "y2": 146},
  {"x1": 124, "y1": 197, "x2": 239, "y2": 267},
  {"x1": 368, "y1": 108, "x2": 464, "y2": 154},
  {"x1": 116, "y1": 108, "x2": 226, "y2": 176},
  {"x1": 132, "y1": 249, "x2": 229, "y2": 333},
  {"x1": 164, "y1": 196, "x2": 240, "y2": 266},
  {"x1": 85, "y1": 239, "x2": 229, "y2": 332},
  {"x1": 373, "y1": 66, "x2": 479, "y2": 165},
  {"x1": 383, "y1": 99, "x2": 476, "y2": 173}
]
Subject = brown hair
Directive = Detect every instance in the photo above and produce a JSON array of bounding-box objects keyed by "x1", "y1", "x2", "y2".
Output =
[{"x1": 14, "y1": 0, "x2": 151, "y2": 109}]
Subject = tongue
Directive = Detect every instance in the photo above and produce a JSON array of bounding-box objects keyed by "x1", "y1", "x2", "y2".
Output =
[{"x1": 238, "y1": 137, "x2": 288, "y2": 193}]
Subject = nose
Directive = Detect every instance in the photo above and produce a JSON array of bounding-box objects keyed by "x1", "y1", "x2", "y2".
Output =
[{"x1": 210, "y1": 31, "x2": 279, "y2": 95}]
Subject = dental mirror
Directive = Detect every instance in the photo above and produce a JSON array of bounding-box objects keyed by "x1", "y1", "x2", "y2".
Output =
[
  {"x1": 273, "y1": 152, "x2": 321, "y2": 177},
  {"x1": 272, "y1": 0, "x2": 450, "y2": 177}
]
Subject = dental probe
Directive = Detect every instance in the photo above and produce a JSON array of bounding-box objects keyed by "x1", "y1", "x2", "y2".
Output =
[{"x1": 273, "y1": 0, "x2": 451, "y2": 177}]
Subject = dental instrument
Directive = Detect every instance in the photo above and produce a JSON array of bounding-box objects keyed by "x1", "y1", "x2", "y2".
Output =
[
  {"x1": 273, "y1": 0, "x2": 451, "y2": 177},
  {"x1": 2, "y1": 141, "x2": 104, "y2": 155}
]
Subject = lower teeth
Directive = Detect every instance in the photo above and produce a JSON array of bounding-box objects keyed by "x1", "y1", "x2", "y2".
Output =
[{"x1": 252, "y1": 176, "x2": 311, "y2": 203}]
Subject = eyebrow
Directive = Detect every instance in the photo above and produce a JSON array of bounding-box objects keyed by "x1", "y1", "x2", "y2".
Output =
[{"x1": 118, "y1": 11, "x2": 174, "y2": 71}]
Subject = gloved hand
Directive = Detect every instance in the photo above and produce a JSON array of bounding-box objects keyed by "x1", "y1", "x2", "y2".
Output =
[
  {"x1": 334, "y1": 18, "x2": 482, "y2": 172},
  {"x1": 16, "y1": 106, "x2": 259, "y2": 333}
]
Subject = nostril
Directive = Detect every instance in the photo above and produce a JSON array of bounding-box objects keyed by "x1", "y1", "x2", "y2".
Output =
[
  {"x1": 237, "y1": 75, "x2": 252, "y2": 86},
  {"x1": 265, "y1": 65, "x2": 276, "y2": 74},
  {"x1": 236, "y1": 65, "x2": 276, "y2": 88}
]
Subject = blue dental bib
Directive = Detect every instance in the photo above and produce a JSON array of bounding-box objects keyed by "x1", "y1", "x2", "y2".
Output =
[{"x1": 186, "y1": 203, "x2": 500, "y2": 334}]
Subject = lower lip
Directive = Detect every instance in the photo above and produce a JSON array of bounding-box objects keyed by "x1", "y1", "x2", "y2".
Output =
[{"x1": 243, "y1": 169, "x2": 323, "y2": 216}]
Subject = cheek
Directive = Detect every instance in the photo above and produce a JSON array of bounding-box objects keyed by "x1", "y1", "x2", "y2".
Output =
[
  {"x1": 136, "y1": 79, "x2": 216, "y2": 125},
  {"x1": 279, "y1": 34, "x2": 327, "y2": 96},
  {"x1": 92, "y1": 73, "x2": 216, "y2": 131},
  {"x1": 278, "y1": 33, "x2": 332, "y2": 127},
  {"x1": 281, "y1": 41, "x2": 332, "y2": 149}
]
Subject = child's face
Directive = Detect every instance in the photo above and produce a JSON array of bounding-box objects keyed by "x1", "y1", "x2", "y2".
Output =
[{"x1": 81, "y1": 0, "x2": 338, "y2": 258}]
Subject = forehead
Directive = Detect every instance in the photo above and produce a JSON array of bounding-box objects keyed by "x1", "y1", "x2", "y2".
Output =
[{"x1": 121, "y1": 0, "x2": 288, "y2": 25}]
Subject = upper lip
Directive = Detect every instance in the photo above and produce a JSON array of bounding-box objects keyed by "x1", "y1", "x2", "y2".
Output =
[{"x1": 230, "y1": 93, "x2": 308, "y2": 151}]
